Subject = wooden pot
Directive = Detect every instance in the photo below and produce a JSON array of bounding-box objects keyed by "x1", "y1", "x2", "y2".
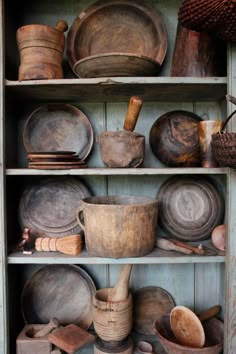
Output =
[
  {"x1": 16, "y1": 20, "x2": 68, "y2": 81},
  {"x1": 93, "y1": 289, "x2": 133, "y2": 341},
  {"x1": 77, "y1": 195, "x2": 158, "y2": 258}
]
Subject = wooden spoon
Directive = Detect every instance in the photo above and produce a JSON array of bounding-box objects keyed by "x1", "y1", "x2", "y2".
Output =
[
  {"x1": 156, "y1": 238, "x2": 193, "y2": 255},
  {"x1": 170, "y1": 305, "x2": 221, "y2": 348},
  {"x1": 107, "y1": 264, "x2": 133, "y2": 302}
]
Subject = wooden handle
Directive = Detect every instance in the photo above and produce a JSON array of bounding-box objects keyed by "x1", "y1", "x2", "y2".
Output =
[
  {"x1": 123, "y1": 96, "x2": 143, "y2": 132},
  {"x1": 170, "y1": 239, "x2": 206, "y2": 255},
  {"x1": 55, "y1": 20, "x2": 68, "y2": 33},
  {"x1": 109, "y1": 264, "x2": 133, "y2": 302},
  {"x1": 33, "y1": 317, "x2": 60, "y2": 338},
  {"x1": 35, "y1": 237, "x2": 57, "y2": 252},
  {"x1": 156, "y1": 238, "x2": 193, "y2": 255},
  {"x1": 198, "y1": 305, "x2": 221, "y2": 322}
]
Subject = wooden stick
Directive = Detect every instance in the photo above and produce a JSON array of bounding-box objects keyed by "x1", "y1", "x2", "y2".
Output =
[{"x1": 170, "y1": 239, "x2": 206, "y2": 255}]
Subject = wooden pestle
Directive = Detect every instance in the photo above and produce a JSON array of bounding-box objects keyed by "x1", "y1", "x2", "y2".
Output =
[
  {"x1": 156, "y1": 238, "x2": 193, "y2": 255},
  {"x1": 198, "y1": 305, "x2": 221, "y2": 322},
  {"x1": 33, "y1": 318, "x2": 60, "y2": 338},
  {"x1": 123, "y1": 96, "x2": 143, "y2": 132},
  {"x1": 107, "y1": 264, "x2": 133, "y2": 302},
  {"x1": 55, "y1": 20, "x2": 68, "y2": 33}
]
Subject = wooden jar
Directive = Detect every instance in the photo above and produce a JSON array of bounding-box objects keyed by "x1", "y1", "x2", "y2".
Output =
[
  {"x1": 77, "y1": 195, "x2": 158, "y2": 258},
  {"x1": 16, "y1": 20, "x2": 68, "y2": 81},
  {"x1": 92, "y1": 289, "x2": 133, "y2": 341}
]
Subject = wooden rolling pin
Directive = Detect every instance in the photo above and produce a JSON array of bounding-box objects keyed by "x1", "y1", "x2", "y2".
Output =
[
  {"x1": 35, "y1": 235, "x2": 83, "y2": 255},
  {"x1": 156, "y1": 238, "x2": 193, "y2": 255},
  {"x1": 107, "y1": 264, "x2": 133, "y2": 302}
]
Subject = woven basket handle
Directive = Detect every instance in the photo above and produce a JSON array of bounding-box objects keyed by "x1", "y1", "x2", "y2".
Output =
[{"x1": 222, "y1": 95, "x2": 236, "y2": 132}]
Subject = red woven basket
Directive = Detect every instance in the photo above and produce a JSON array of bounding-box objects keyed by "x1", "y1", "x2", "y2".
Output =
[{"x1": 212, "y1": 103, "x2": 236, "y2": 167}]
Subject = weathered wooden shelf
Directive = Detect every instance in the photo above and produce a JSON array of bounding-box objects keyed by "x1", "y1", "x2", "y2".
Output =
[
  {"x1": 5, "y1": 77, "x2": 227, "y2": 102},
  {"x1": 8, "y1": 248, "x2": 225, "y2": 264},
  {"x1": 5, "y1": 167, "x2": 229, "y2": 176}
]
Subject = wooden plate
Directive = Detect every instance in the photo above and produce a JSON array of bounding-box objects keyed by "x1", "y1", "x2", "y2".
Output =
[
  {"x1": 28, "y1": 151, "x2": 77, "y2": 157},
  {"x1": 66, "y1": 0, "x2": 168, "y2": 72},
  {"x1": 21, "y1": 264, "x2": 96, "y2": 328},
  {"x1": 149, "y1": 110, "x2": 202, "y2": 167},
  {"x1": 28, "y1": 161, "x2": 86, "y2": 165},
  {"x1": 18, "y1": 177, "x2": 91, "y2": 237},
  {"x1": 157, "y1": 176, "x2": 225, "y2": 241},
  {"x1": 73, "y1": 53, "x2": 161, "y2": 78},
  {"x1": 133, "y1": 286, "x2": 175, "y2": 335},
  {"x1": 23, "y1": 104, "x2": 94, "y2": 160},
  {"x1": 28, "y1": 165, "x2": 88, "y2": 170}
]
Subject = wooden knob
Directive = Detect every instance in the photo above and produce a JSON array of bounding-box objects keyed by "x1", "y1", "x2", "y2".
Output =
[{"x1": 55, "y1": 20, "x2": 68, "y2": 33}]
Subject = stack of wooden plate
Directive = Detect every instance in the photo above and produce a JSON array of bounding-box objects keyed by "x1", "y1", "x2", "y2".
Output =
[{"x1": 27, "y1": 151, "x2": 88, "y2": 169}]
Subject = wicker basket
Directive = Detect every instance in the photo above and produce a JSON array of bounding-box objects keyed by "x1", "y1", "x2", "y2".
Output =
[{"x1": 212, "y1": 109, "x2": 236, "y2": 167}]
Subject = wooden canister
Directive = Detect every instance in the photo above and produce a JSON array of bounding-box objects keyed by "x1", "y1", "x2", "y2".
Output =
[
  {"x1": 77, "y1": 195, "x2": 158, "y2": 258},
  {"x1": 94, "y1": 337, "x2": 133, "y2": 354},
  {"x1": 16, "y1": 20, "x2": 68, "y2": 81},
  {"x1": 92, "y1": 289, "x2": 133, "y2": 341}
]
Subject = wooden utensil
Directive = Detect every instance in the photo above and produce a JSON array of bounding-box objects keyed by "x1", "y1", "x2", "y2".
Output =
[
  {"x1": 66, "y1": 0, "x2": 168, "y2": 74},
  {"x1": 157, "y1": 176, "x2": 224, "y2": 241},
  {"x1": 97, "y1": 96, "x2": 145, "y2": 168},
  {"x1": 33, "y1": 318, "x2": 60, "y2": 338},
  {"x1": 49, "y1": 324, "x2": 95, "y2": 354},
  {"x1": 170, "y1": 305, "x2": 221, "y2": 348},
  {"x1": 21, "y1": 265, "x2": 96, "y2": 328},
  {"x1": 149, "y1": 110, "x2": 202, "y2": 167},
  {"x1": 23, "y1": 104, "x2": 94, "y2": 160},
  {"x1": 211, "y1": 224, "x2": 226, "y2": 251},
  {"x1": 133, "y1": 286, "x2": 175, "y2": 335},
  {"x1": 35, "y1": 235, "x2": 83, "y2": 255},
  {"x1": 156, "y1": 238, "x2": 193, "y2": 255},
  {"x1": 170, "y1": 239, "x2": 206, "y2": 255},
  {"x1": 107, "y1": 264, "x2": 133, "y2": 302}
]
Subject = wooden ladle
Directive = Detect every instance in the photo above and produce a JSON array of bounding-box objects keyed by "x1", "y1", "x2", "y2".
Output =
[
  {"x1": 170, "y1": 305, "x2": 221, "y2": 348},
  {"x1": 107, "y1": 264, "x2": 133, "y2": 302}
]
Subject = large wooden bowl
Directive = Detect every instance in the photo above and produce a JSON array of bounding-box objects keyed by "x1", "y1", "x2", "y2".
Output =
[{"x1": 67, "y1": 0, "x2": 168, "y2": 76}]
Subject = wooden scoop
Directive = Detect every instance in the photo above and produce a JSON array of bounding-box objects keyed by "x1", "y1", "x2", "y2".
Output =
[
  {"x1": 33, "y1": 317, "x2": 60, "y2": 338},
  {"x1": 170, "y1": 305, "x2": 221, "y2": 348},
  {"x1": 156, "y1": 238, "x2": 193, "y2": 255},
  {"x1": 107, "y1": 264, "x2": 133, "y2": 302},
  {"x1": 123, "y1": 96, "x2": 143, "y2": 132}
]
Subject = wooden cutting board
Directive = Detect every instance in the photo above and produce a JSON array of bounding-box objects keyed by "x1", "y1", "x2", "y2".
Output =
[{"x1": 133, "y1": 286, "x2": 175, "y2": 335}]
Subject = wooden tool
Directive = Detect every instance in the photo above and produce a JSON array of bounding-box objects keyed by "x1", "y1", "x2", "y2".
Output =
[
  {"x1": 97, "y1": 97, "x2": 145, "y2": 168},
  {"x1": 170, "y1": 305, "x2": 221, "y2": 348},
  {"x1": 211, "y1": 224, "x2": 226, "y2": 251},
  {"x1": 35, "y1": 235, "x2": 83, "y2": 255},
  {"x1": 156, "y1": 238, "x2": 193, "y2": 255},
  {"x1": 33, "y1": 318, "x2": 60, "y2": 338},
  {"x1": 170, "y1": 239, "x2": 206, "y2": 255},
  {"x1": 107, "y1": 264, "x2": 133, "y2": 302},
  {"x1": 49, "y1": 324, "x2": 95, "y2": 354}
]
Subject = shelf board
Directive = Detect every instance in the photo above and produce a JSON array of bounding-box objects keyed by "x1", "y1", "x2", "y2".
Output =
[
  {"x1": 8, "y1": 247, "x2": 225, "y2": 265},
  {"x1": 5, "y1": 167, "x2": 230, "y2": 176},
  {"x1": 5, "y1": 77, "x2": 227, "y2": 102}
]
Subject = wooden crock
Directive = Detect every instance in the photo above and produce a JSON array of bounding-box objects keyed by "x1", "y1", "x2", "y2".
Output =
[
  {"x1": 77, "y1": 195, "x2": 158, "y2": 258},
  {"x1": 16, "y1": 20, "x2": 68, "y2": 81},
  {"x1": 94, "y1": 337, "x2": 133, "y2": 354},
  {"x1": 93, "y1": 289, "x2": 133, "y2": 341}
]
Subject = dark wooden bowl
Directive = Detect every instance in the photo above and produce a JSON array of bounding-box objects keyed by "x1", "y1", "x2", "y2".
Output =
[{"x1": 149, "y1": 110, "x2": 202, "y2": 167}]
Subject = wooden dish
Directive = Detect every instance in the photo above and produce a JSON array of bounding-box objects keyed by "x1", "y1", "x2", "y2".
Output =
[
  {"x1": 73, "y1": 53, "x2": 161, "y2": 78},
  {"x1": 18, "y1": 177, "x2": 91, "y2": 237},
  {"x1": 23, "y1": 104, "x2": 94, "y2": 160},
  {"x1": 66, "y1": 0, "x2": 167, "y2": 73},
  {"x1": 21, "y1": 264, "x2": 96, "y2": 328},
  {"x1": 28, "y1": 165, "x2": 88, "y2": 170},
  {"x1": 157, "y1": 176, "x2": 225, "y2": 241},
  {"x1": 133, "y1": 286, "x2": 175, "y2": 335},
  {"x1": 149, "y1": 110, "x2": 202, "y2": 167}
]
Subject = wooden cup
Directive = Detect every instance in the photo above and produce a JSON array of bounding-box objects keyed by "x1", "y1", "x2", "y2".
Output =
[{"x1": 198, "y1": 121, "x2": 223, "y2": 168}]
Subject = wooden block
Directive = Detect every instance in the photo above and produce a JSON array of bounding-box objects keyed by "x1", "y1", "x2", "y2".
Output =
[
  {"x1": 49, "y1": 324, "x2": 95, "y2": 354},
  {"x1": 16, "y1": 325, "x2": 52, "y2": 354}
]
